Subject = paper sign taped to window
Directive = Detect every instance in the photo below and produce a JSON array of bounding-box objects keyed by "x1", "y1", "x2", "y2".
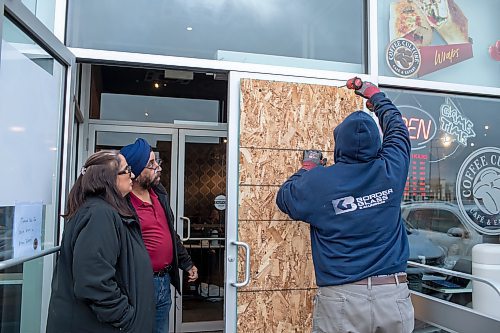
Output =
[{"x1": 13, "y1": 203, "x2": 43, "y2": 259}]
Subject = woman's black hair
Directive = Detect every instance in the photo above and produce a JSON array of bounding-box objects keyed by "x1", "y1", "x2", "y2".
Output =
[{"x1": 63, "y1": 150, "x2": 133, "y2": 219}]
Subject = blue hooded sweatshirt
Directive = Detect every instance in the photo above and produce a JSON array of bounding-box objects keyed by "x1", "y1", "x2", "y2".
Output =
[{"x1": 276, "y1": 92, "x2": 411, "y2": 286}]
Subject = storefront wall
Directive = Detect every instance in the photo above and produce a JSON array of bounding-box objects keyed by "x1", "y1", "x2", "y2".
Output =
[{"x1": 1, "y1": 0, "x2": 500, "y2": 332}]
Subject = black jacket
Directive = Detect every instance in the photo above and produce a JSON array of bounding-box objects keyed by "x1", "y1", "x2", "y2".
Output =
[
  {"x1": 128, "y1": 184, "x2": 193, "y2": 293},
  {"x1": 47, "y1": 197, "x2": 154, "y2": 333}
]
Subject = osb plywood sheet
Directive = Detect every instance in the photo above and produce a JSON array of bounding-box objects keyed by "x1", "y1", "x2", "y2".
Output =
[
  {"x1": 237, "y1": 220, "x2": 316, "y2": 290},
  {"x1": 237, "y1": 289, "x2": 315, "y2": 333},
  {"x1": 237, "y1": 79, "x2": 359, "y2": 332},
  {"x1": 239, "y1": 185, "x2": 290, "y2": 221},
  {"x1": 240, "y1": 78, "x2": 362, "y2": 149},
  {"x1": 239, "y1": 147, "x2": 333, "y2": 186}
]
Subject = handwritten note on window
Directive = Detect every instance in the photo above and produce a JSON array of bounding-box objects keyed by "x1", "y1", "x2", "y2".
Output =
[{"x1": 13, "y1": 203, "x2": 43, "y2": 259}]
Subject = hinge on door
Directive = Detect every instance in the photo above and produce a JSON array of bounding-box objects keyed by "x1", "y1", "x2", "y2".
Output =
[{"x1": 86, "y1": 138, "x2": 89, "y2": 151}]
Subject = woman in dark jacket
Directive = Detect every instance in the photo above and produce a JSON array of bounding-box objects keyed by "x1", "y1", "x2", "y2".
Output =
[{"x1": 47, "y1": 150, "x2": 154, "y2": 333}]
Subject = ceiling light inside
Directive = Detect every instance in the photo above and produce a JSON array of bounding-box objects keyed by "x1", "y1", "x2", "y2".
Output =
[{"x1": 9, "y1": 126, "x2": 25, "y2": 132}]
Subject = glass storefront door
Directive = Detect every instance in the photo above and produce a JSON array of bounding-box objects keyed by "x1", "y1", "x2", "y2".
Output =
[
  {"x1": 176, "y1": 129, "x2": 226, "y2": 332},
  {"x1": 0, "y1": 2, "x2": 76, "y2": 332},
  {"x1": 88, "y1": 124, "x2": 227, "y2": 332}
]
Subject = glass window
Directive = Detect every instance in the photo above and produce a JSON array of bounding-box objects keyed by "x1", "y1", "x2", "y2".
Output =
[
  {"x1": 408, "y1": 209, "x2": 432, "y2": 230},
  {"x1": 434, "y1": 210, "x2": 461, "y2": 233},
  {"x1": 99, "y1": 94, "x2": 220, "y2": 123},
  {"x1": 395, "y1": 88, "x2": 500, "y2": 308},
  {"x1": 378, "y1": 0, "x2": 500, "y2": 88},
  {"x1": 1, "y1": 256, "x2": 57, "y2": 332},
  {"x1": 67, "y1": 0, "x2": 366, "y2": 73},
  {"x1": 0, "y1": 264, "x2": 23, "y2": 333},
  {"x1": 1, "y1": 15, "x2": 65, "y2": 333},
  {"x1": 21, "y1": 0, "x2": 57, "y2": 32},
  {"x1": 88, "y1": 65, "x2": 227, "y2": 123},
  {"x1": 0, "y1": 16, "x2": 65, "y2": 262}
]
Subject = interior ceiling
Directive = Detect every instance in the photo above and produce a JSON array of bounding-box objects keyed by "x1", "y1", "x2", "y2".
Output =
[{"x1": 98, "y1": 65, "x2": 228, "y2": 101}]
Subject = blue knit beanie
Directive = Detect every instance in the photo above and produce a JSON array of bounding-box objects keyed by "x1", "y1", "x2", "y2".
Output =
[{"x1": 120, "y1": 138, "x2": 151, "y2": 176}]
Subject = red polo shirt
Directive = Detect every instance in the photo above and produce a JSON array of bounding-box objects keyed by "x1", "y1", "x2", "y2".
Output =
[{"x1": 130, "y1": 189, "x2": 173, "y2": 271}]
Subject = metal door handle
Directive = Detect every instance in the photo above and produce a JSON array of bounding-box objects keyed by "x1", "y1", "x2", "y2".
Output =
[
  {"x1": 180, "y1": 217, "x2": 191, "y2": 241},
  {"x1": 231, "y1": 241, "x2": 250, "y2": 288}
]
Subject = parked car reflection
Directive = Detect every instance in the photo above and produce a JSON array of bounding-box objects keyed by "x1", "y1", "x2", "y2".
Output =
[
  {"x1": 407, "y1": 224, "x2": 445, "y2": 267},
  {"x1": 401, "y1": 201, "x2": 483, "y2": 270},
  {"x1": 406, "y1": 220, "x2": 445, "y2": 292}
]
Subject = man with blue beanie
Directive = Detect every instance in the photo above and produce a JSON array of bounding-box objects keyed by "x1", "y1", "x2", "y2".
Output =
[
  {"x1": 121, "y1": 138, "x2": 198, "y2": 333},
  {"x1": 276, "y1": 78, "x2": 413, "y2": 333}
]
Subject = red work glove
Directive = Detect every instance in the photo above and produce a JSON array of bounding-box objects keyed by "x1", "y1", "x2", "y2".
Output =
[
  {"x1": 346, "y1": 77, "x2": 380, "y2": 111},
  {"x1": 302, "y1": 150, "x2": 327, "y2": 170}
]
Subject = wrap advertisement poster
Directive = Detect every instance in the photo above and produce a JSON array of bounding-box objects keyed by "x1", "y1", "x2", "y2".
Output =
[{"x1": 386, "y1": 0, "x2": 474, "y2": 78}]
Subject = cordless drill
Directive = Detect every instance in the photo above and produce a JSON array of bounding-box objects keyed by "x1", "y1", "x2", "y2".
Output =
[
  {"x1": 302, "y1": 150, "x2": 327, "y2": 170},
  {"x1": 344, "y1": 77, "x2": 378, "y2": 111}
]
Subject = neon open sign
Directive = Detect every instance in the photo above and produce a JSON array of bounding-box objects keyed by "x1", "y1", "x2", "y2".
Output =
[{"x1": 399, "y1": 105, "x2": 437, "y2": 151}]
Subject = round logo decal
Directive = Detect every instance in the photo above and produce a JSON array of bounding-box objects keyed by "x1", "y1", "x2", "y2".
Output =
[
  {"x1": 386, "y1": 38, "x2": 421, "y2": 78},
  {"x1": 456, "y1": 147, "x2": 500, "y2": 235},
  {"x1": 214, "y1": 194, "x2": 226, "y2": 211}
]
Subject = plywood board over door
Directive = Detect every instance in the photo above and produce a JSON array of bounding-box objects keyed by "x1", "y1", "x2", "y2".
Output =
[{"x1": 237, "y1": 79, "x2": 362, "y2": 332}]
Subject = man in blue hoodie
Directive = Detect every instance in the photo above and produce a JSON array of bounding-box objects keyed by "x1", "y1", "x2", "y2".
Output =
[{"x1": 276, "y1": 78, "x2": 413, "y2": 333}]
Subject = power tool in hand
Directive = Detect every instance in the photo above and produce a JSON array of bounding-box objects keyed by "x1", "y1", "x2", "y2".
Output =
[
  {"x1": 344, "y1": 77, "x2": 381, "y2": 111},
  {"x1": 302, "y1": 150, "x2": 327, "y2": 170}
]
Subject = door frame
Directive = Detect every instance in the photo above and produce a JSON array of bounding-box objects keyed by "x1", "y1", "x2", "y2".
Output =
[
  {"x1": 87, "y1": 123, "x2": 228, "y2": 332},
  {"x1": 88, "y1": 123, "x2": 179, "y2": 333},
  {"x1": 176, "y1": 128, "x2": 227, "y2": 332},
  {"x1": 224, "y1": 71, "x2": 357, "y2": 332}
]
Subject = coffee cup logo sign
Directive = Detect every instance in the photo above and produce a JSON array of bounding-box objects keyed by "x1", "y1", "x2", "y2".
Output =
[
  {"x1": 214, "y1": 194, "x2": 226, "y2": 211},
  {"x1": 386, "y1": 38, "x2": 422, "y2": 78},
  {"x1": 457, "y1": 147, "x2": 500, "y2": 235}
]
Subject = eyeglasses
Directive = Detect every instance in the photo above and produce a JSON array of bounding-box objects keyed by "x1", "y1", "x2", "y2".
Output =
[
  {"x1": 118, "y1": 165, "x2": 132, "y2": 175},
  {"x1": 145, "y1": 158, "x2": 162, "y2": 171}
]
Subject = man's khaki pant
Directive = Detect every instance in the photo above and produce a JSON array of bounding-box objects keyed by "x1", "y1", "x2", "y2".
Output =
[{"x1": 312, "y1": 282, "x2": 414, "y2": 333}]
